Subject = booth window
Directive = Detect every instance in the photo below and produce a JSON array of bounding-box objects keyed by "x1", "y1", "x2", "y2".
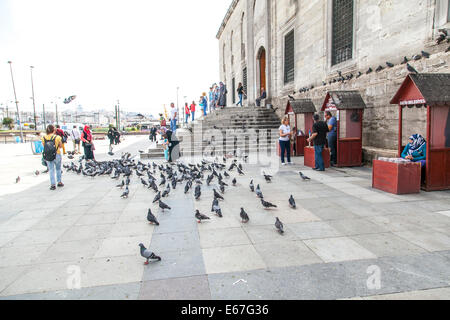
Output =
[
  {"x1": 284, "y1": 29, "x2": 295, "y2": 84},
  {"x1": 331, "y1": 0, "x2": 354, "y2": 66},
  {"x1": 243, "y1": 67, "x2": 248, "y2": 100}
]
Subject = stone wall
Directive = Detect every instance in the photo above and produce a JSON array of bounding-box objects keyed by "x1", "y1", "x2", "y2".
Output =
[{"x1": 218, "y1": 0, "x2": 450, "y2": 150}]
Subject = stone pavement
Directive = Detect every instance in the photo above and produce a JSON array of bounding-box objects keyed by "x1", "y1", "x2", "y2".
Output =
[{"x1": 0, "y1": 137, "x2": 450, "y2": 300}]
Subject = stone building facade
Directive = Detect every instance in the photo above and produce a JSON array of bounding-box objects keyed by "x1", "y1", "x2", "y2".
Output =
[{"x1": 217, "y1": 0, "x2": 450, "y2": 152}]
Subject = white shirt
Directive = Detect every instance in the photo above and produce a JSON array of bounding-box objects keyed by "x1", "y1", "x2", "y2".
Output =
[
  {"x1": 170, "y1": 107, "x2": 177, "y2": 120},
  {"x1": 70, "y1": 128, "x2": 81, "y2": 140},
  {"x1": 279, "y1": 125, "x2": 291, "y2": 142}
]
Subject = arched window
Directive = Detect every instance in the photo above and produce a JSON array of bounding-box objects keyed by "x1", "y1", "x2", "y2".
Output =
[
  {"x1": 240, "y1": 12, "x2": 245, "y2": 60},
  {"x1": 223, "y1": 44, "x2": 226, "y2": 73}
]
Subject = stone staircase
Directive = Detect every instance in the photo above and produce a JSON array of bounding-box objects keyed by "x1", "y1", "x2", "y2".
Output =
[
  {"x1": 177, "y1": 106, "x2": 281, "y2": 157},
  {"x1": 140, "y1": 142, "x2": 165, "y2": 159}
]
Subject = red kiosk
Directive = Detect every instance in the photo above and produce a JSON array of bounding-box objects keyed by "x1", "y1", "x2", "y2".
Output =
[
  {"x1": 320, "y1": 91, "x2": 366, "y2": 167},
  {"x1": 373, "y1": 73, "x2": 450, "y2": 193},
  {"x1": 284, "y1": 99, "x2": 316, "y2": 156}
]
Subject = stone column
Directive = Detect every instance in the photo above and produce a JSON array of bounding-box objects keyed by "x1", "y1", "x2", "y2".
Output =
[
  {"x1": 265, "y1": 0, "x2": 271, "y2": 104},
  {"x1": 246, "y1": 0, "x2": 256, "y2": 107}
]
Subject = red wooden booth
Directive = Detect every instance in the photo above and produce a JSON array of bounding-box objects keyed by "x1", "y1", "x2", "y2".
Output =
[
  {"x1": 321, "y1": 91, "x2": 366, "y2": 167},
  {"x1": 285, "y1": 99, "x2": 316, "y2": 156},
  {"x1": 390, "y1": 73, "x2": 450, "y2": 192}
]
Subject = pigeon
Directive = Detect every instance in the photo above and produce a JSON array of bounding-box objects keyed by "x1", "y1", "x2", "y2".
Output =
[
  {"x1": 152, "y1": 191, "x2": 161, "y2": 203},
  {"x1": 386, "y1": 62, "x2": 394, "y2": 68},
  {"x1": 161, "y1": 185, "x2": 170, "y2": 198},
  {"x1": 275, "y1": 218, "x2": 284, "y2": 234},
  {"x1": 141, "y1": 178, "x2": 148, "y2": 187},
  {"x1": 139, "y1": 243, "x2": 161, "y2": 265},
  {"x1": 240, "y1": 208, "x2": 250, "y2": 223},
  {"x1": 421, "y1": 50, "x2": 430, "y2": 58},
  {"x1": 34, "y1": 170, "x2": 40, "y2": 176},
  {"x1": 289, "y1": 195, "x2": 296, "y2": 209},
  {"x1": 375, "y1": 65, "x2": 384, "y2": 72},
  {"x1": 15, "y1": 176, "x2": 20, "y2": 184},
  {"x1": 147, "y1": 209, "x2": 159, "y2": 225},
  {"x1": 366, "y1": 68, "x2": 373, "y2": 74},
  {"x1": 436, "y1": 33, "x2": 446, "y2": 44},
  {"x1": 120, "y1": 187, "x2": 129, "y2": 199},
  {"x1": 184, "y1": 182, "x2": 191, "y2": 194},
  {"x1": 195, "y1": 210, "x2": 210, "y2": 223},
  {"x1": 263, "y1": 172, "x2": 272, "y2": 183},
  {"x1": 213, "y1": 189, "x2": 224, "y2": 200},
  {"x1": 237, "y1": 167, "x2": 245, "y2": 175},
  {"x1": 255, "y1": 184, "x2": 263, "y2": 199},
  {"x1": 412, "y1": 54, "x2": 422, "y2": 61},
  {"x1": 211, "y1": 199, "x2": 223, "y2": 218},
  {"x1": 288, "y1": 94, "x2": 295, "y2": 101},
  {"x1": 401, "y1": 56, "x2": 409, "y2": 64},
  {"x1": 159, "y1": 200, "x2": 171, "y2": 211},
  {"x1": 356, "y1": 71, "x2": 362, "y2": 78},
  {"x1": 406, "y1": 63, "x2": 418, "y2": 74},
  {"x1": 138, "y1": 150, "x2": 144, "y2": 154},
  {"x1": 194, "y1": 185, "x2": 201, "y2": 200},
  {"x1": 219, "y1": 184, "x2": 225, "y2": 194},
  {"x1": 249, "y1": 180, "x2": 255, "y2": 192},
  {"x1": 116, "y1": 180, "x2": 125, "y2": 188},
  {"x1": 261, "y1": 198, "x2": 277, "y2": 209},
  {"x1": 224, "y1": 171, "x2": 230, "y2": 178},
  {"x1": 299, "y1": 172, "x2": 310, "y2": 181},
  {"x1": 232, "y1": 178, "x2": 237, "y2": 186}
]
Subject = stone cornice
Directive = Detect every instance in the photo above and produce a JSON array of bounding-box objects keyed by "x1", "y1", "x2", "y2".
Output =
[{"x1": 216, "y1": 0, "x2": 240, "y2": 39}]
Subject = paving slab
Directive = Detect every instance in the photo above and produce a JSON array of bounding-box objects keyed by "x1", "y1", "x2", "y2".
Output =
[
  {"x1": 202, "y1": 245, "x2": 266, "y2": 274},
  {"x1": 350, "y1": 233, "x2": 427, "y2": 257},
  {"x1": 304, "y1": 237, "x2": 377, "y2": 263},
  {"x1": 199, "y1": 227, "x2": 251, "y2": 249},
  {"x1": 139, "y1": 275, "x2": 211, "y2": 300},
  {"x1": 287, "y1": 221, "x2": 343, "y2": 240},
  {"x1": 394, "y1": 230, "x2": 450, "y2": 252}
]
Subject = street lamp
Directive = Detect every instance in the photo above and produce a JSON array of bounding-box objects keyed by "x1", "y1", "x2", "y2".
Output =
[
  {"x1": 176, "y1": 87, "x2": 180, "y2": 128},
  {"x1": 7, "y1": 61, "x2": 24, "y2": 142},
  {"x1": 30, "y1": 66, "x2": 37, "y2": 131}
]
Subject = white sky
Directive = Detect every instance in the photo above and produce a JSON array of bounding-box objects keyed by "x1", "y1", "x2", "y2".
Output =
[{"x1": 0, "y1": 0, "x2": 231, "y2": 117}]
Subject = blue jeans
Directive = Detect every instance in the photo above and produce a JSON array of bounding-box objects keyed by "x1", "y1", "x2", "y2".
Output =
[
  {"x1": 279, "y1": 140, "x2": 291, "y2": 164},
  {"x1": 314, "y1": 145, "x2": 325, "y2": 171},
  {"x1": 327, "y1": 134, "x2": 337, "y2": 165},
  {"x1": 185, "y1": 114, "x2": 189, "y2": 124},
  {"x1": 237, "y1": 94, "x2": 243, "y2": 107},
  {"x1": 46, "y1": 154, "x2": 62, "y2": 186},
  {"x1": 203, "y1": 107, "x2": 207, "y2": 116},
  {"x1": 170, "y1": 119, "x2": 177, "y2": 132},
  {"x1": 191, "y1": 111, "x2": 195, "y2": 121}
]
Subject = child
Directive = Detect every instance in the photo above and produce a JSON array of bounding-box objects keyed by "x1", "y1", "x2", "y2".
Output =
[{"x1": 162, "y1": 134, "x2": 169, "y2": 161}]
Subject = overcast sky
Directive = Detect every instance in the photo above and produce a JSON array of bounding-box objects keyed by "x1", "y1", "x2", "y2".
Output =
[{"x1": 0, "y1": 0, "x2": 231, "y2": 117}]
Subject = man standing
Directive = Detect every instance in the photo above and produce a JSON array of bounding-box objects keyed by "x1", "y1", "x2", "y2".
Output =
[
  {"x1": 169, "y1": 103, "x2": 177, "y2": 133},
  {"x1": 325, "y1": 111, "x2": 338, "y2": 166},
  {"x1": 218, "y1": 82, "x2": 227, "y2": 109},
  {"x1": 107, "y1": 125, "x2": 115, "y2": 152},
  {"x1": 307, "y1": 114, "x2": 329, "y2": 171},
  {"x1": 150, "y1": 126, "x2": 157, "y2": 142},
  {"x1": 256, "y1": 87, "x2": 267, "y2": 107},
  {"x1": 70, "y1": 125, "x2": 81, "y2": 154},
  {"x1": 190, "y1": 101, "x2": 196, "y2": 122},
  {"x1": 55, "y1": 125, "x2": 67, "y2": 155},
  {"x1": 184, "y1": 103, "x2": 190, "y2": 125}
]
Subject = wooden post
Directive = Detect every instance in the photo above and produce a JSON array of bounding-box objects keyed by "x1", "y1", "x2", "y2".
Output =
[{"x1": 426, "y1": 105, "x2": 431, "y2": 190}]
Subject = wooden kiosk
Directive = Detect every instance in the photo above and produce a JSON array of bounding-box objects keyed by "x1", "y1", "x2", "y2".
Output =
[
  {"x1": 285, "y1": 99, "x2": 316, "y2": 156},
  {"x1": 374, "y1": 73, "x2": 450, "y2": 193},
  {"x1": 320, "y1": 91, "x2": 366, "y2": 167}
]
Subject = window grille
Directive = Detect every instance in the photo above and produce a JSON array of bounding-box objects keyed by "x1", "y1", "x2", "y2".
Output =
[
  {"x1": 332, "y1": 0, "x2": 354, "y2": 66},
  {"x1": 243, "y1": 67, "x2": 248, "y2": 100},
  {"x1": 284, "y1": 29, "x2": 295, "y2": 84}
]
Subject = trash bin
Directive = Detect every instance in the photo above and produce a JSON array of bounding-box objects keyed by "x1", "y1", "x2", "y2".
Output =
[{"x1": 31, "y1": 140, "x2": 44, "y2": 155}]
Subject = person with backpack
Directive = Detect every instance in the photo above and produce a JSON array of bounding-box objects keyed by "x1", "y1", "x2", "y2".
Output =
[
  {"x1": 55, "y1": 125, "x2": 68, "y2": 155},
  {"x1": 107, "y1": 125, "x2": 115, "y2": 152},
  {"x1": 81, "y1": 125, "x2": 95, "y2": 160},
  {"x1": 113, "y1": 128, "x2": 121, "y2": 145},
  {"x1": 42, "y1": 124, "x2": 64, "y2": 190}
]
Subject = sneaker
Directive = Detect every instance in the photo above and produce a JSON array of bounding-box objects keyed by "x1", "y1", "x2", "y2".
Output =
[
  {"x1": 288, "y1": 162, "x2": 294, "y2": 165},
  {"x1": 57, "y1": 182, "x2": 64, "y2": 188},
  {"x1": 281, "y1": 163, "x2": 286, "y2": 166},
  {"x1": 312, "y1": 168, "x2": 319, "y2": 171},
  {"x1": 50, "y1": 186, "x2": 56, "y2": 190}
]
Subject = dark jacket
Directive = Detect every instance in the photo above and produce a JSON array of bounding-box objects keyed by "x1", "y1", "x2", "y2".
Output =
[{"x1": 218, "y1": 85, "x2": 228, "y2": 106}]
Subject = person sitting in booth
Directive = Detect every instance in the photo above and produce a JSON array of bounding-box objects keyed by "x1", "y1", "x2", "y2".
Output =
[{"x1": 401, "y1": 134, "x2": 427, "y2": 167}]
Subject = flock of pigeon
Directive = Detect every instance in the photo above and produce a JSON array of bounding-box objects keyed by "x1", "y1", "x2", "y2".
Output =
[
  {"x1": 289, "y1": 28, "x2": 450, "y2": 97},
  {"x1": 63, "y1": 152, "x2": 312, "y2": 265}
]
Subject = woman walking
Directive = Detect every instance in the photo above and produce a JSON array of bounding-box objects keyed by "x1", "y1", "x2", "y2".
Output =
[
  {"x1": 81, "y1": 125, "x2": 95, "y2": 161},
  {"x1": 184, "y1": 102, "x2": 190, "y2": 125},
  {"x1": 41, "y1": 124, "x2": 64, "y2": 190},
  {"x1": 279, "y1": 117, "x2": 293, "y2": 166},
  {"x1": 236, "y1": 82, "x2": 246, "y2": 107}
]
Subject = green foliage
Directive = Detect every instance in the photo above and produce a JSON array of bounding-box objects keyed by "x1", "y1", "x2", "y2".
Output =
[{"x1": 2, "y1": 117, "x2": 14, "y2": 129}]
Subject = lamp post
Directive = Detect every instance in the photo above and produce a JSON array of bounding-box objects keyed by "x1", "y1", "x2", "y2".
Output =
[
  {"x1": 42, "y1": 104, "x2": 46, "y2": 130},
  {"x1": 7, "y1": 61, "x2": 23, "y2": 142},
  {"x1": 176, "y1": 87, "x2": 180, "y2": 128},
  {"x1": 30, "y1": 66, "x2": 37, "y2": 131}
]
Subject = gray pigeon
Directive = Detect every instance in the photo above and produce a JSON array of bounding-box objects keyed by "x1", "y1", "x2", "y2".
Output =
[
  {"x1": 240, "y1": 208, "x2": 249, "y2": 223},
  {"x1": 299, "y1": 172, "x2": 310, "y2": 181},
  {"x1": 15, "y1": 176, "x2": 20, "y2": 184},
  {"x1": 249, "y1": 180, "x2": 254, "y2": 192},
  {"x1": 289, "y1": 195, "x2": 296, "y2": 209},
  {"x1": 194, "y1": 185, "x2": 201, "y2": 200},
  {"x1": 195, "y1": 210, "x2": 210, "y2": 223},
  {"x1": 139, "y1": 243, "x2": 161, "y2": 265},
  {"x1": 211, "y1": 199, "x2": 223, "y2": 218},
  {"x1": 261, "y1": 198, "x2": 277, "y2": 209},
  {"x1": 275, "y1": 218, "x2": 284, "y2": 234},
  {"x1": 255, "y1": 184, "x2": 263, "y2": 199},
  {"x1": 407, "y1": 63, "x2": 418, "y2": 74},
  {"x1": 120, "y1": 187, "x2": 129, "y2": 199},
  {"x1": 152, "y1": 191, "x2": 161, "y2": 203},
  {"x1": 147, "y1": 209, "x2": 159, "y2": 225},
  {"x1": 232, "y1": 178, "x2": 237, "y2": 186},
  {"x1": 213, "y1": 189, "x2": 224, "y2": 200},
  {"x1": 159, "y1": 200, "x2": 171, "y2": 211}
]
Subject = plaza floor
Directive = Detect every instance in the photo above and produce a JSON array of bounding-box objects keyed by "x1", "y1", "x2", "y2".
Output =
[{"x1": 0, "y1": 136, "x2": 449, "y2": 300}]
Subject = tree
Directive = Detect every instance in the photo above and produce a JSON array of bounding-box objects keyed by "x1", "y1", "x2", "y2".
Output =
[{"x1": 2, "y1": 117, "x2": 14, "y2": 130}]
